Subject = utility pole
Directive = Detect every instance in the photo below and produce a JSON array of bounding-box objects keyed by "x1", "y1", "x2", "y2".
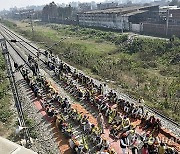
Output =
[
  {"x1": 166, "y1": 9, "x2": 169, "y2": 36},
  {"x1": 121, "y1": 15, "x2": 124, "y2": 34},
  {"x1": 29, "y1": 11, "x2": 34, "y2": 38},
  {"x1": 48, "y1": 14, "x2": 50, "y2": 23}
]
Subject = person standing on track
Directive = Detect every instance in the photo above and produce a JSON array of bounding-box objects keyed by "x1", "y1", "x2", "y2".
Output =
[
  {"x1": 97, "y1": 113, "x2": 105, "y2": 134},
  {"x1": 14, "y1": 62, "x2": 18, "y2": 69},
  {"x1": 37, "y1": 50, "x2": 40, "y2": 60}
]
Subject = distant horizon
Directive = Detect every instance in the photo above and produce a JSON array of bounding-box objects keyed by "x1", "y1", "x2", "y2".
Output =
[{"x1": 0, "y1": 0, "x2": 107, "y2": 11}]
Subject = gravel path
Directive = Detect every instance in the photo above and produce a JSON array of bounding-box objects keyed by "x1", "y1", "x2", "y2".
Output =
[{"x1": 14, "y1": 69, "x2": 60, "y2": 154}]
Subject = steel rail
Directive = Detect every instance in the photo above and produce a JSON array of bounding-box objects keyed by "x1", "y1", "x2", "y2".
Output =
[
  {"x1": 0, "y1": 30, "x2": 92, "y2": 153},
  {"x1": 0, "y1": 35, "x2": 31, "y2": 147}
]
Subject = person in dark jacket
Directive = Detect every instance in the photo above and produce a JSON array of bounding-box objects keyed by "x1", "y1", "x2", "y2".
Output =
[{"x1": 120, "y1": 133, "x2": 129, "y2": 154}]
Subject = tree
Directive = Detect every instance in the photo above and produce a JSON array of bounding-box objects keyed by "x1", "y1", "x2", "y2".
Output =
[
  {"x1": 169, "y1": 0, "x2": 180, "y2": 6},
  {"x1": 42, "y1": 2, "x2": 58, "y2": 22}
]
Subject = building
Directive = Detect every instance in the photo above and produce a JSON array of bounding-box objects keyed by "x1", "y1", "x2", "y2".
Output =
[
  {"x1": 77, "y1": 5, "x2": 159, "y2": 32},
  {"x1": 97, "y1": 2, "x2": 118, "y2": 10},
  {"x1": 159, "y1": 6, "x2": 180, "y2": 25},
  {"x1": 142, "y1": 6, "x2": 180, "y2": 37},
  {"x1": 11, "y1": 9, "x2": 34, "y2": 19}
]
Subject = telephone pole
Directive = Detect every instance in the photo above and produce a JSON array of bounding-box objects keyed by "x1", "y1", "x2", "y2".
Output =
[
  {"x1": 166, "y1": 9, "x2": 169, "y2": 36},
  {"x1": 29, "y1": 11, "x2": 34, "y2": 38}
]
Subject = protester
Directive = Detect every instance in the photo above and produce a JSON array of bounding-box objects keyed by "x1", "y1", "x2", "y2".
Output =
[
  {"x1": 97, "y1": 113, "x2": 105, "y2": 134},
  {"x1": 120, "y1": 133, "x2": 129, "y2": 154}
]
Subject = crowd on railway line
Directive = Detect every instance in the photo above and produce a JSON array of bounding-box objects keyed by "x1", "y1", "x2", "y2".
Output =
[{"x1": 17, "y1": 52, "x2": 178, "y2": 154}]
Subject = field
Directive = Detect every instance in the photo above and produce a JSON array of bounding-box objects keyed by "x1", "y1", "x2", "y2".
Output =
[
  {"x1": 1, "y1": 19, "x2": 180, "y2": 123},
  {"x1": 0, "y1": 51, "x2": 13, "y2": 138}
]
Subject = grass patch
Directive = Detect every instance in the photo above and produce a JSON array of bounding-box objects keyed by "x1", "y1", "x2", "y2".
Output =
[
  {"x1": 0, "y1": 53, "x2": 12, "y2": 124},
  {"x1": 0, "y1": 50, "x2": 13, "y2": 138}
]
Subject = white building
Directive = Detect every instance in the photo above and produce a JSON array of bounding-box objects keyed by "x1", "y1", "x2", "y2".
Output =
[{"x1": 77, "y1": 5, "x2": 159, "y2": 31}]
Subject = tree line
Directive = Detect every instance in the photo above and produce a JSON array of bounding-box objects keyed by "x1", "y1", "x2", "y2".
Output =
[{"x1": 42, "y1": 2, "x2": 76, "y2": 22}]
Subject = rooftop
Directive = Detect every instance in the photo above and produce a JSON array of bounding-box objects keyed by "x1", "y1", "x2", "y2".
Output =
[
  {"x1": 124, "y1": 10, "x2": 147, "y2": 17},
  {"x1": 80, "y1": 5, "x2": 159, "y2": 14}
]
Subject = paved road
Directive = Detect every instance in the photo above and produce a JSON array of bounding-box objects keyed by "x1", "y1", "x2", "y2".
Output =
[
  {"x1": 0, "y1": 136, "x2": 37, "y2": 154},
  {"x1": 125, "y1": 32, "x2": 169, "y2": 40}
]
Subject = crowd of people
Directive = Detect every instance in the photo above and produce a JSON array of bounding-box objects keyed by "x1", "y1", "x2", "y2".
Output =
[{"x1": 18, "y1": 51, "x2": 178, "y2": 154}]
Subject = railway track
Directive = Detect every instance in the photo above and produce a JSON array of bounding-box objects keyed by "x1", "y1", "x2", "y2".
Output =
[
  {"x1": 0, "y1": 26, "x2": 98, "y2": 153},
  {"x1": 0, "y1": 34, "x2": 31, "y2": 147},
  {"x1": 1, "y1": 24, "x2": 179, "y2": 129},
  {"x1": 0, "y1": 24, "x2": 180, "y2": 153}
]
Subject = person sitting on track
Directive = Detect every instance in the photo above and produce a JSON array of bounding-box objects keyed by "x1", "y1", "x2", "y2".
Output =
[
  {"x1": 124, "y1": 101, "x2": 130, "y2": 114},
  {"x1": 76, "y1": 111, "x2": 83, "y2": 122},
  {"x1": 81, "y1": 147, "x2": 89, "y2": 154},
  {"x1": 95, "y1": 134, "x2": 103, "y2": 151},
  {"x1": 120, "y1": 132, "x2": 130, "y2": 154},
  {"x1": 143, "y1": 115, "x2": 156, "y2": 130},
  {"x1": 147, "y1": 137, "x2": 157, "y2": 154},
  {"x1": 153, "y1": 118, "x2": 162, "y2": 133},
  {"x1": 21, "y1": 68, "x2": 28, "y2": 79},
  {"x1": 84, "y1": 121, "x2": 92, "y2": 134},
  {"x1": 33, "y1": 83, "x2": 40, "y2": 97},
  {"x1": 69, "y1": 136, "x2": 77, "y2": 151},
  {"x1": 128, "y1": 103, "x2": 135, "y2": 115},
  {"x1": 158, "y1": 142, "x2": 166, "y2": 154},
  {"x1": 129, "y1": 136, "x2": 139, "y2": 154},
  {"x1": 110, "y1": 125, "x2": 119, "y2": 138},
  {"x1": 76, "y1": 88, "x2": 83, "y2": 100},
  {"x1": 97, "y1": 84, "x2": 103, "y2": 95},
  {"x1": 84, "y1": 89, "x2": 91, "y2": 102},
  {"x1": 28, "y1": 54, "x2": 32, "y2": 62},
  {"x1": 130, "y1": 106, "x2": 138, "y2": 118},
  {"x1": 107, "y1": 90, "x2": 113, "y2": 100},
  {"x1": 101, "y1": 139, "x2": 110, "y2": 152},
  {"x1": 111, "y1": 92, "x2": 118, "y2": 103},
  {"x1": 62, "y1": 98, "x2": 70, "y2": 112},
  {"x1": 105, "y1": 106, "x2": 112, "y2": 117},
  {"x1": 64, "y1": 127, "x2": 73, "y2": 139},
  {"x1": 141, "y1": 144, "x2": 149, "y2": 154},
  {"x1": 53, "y1": 92, "x2": 62, "y2": 102},
  {"x1": 100, "y1": 102, "x2": 109, "y2": 114},
  {"x1": 71, "y1": 109, "x2": 79, "y2": 121},
  {"x1": 55, "y1": 114, "x2": 65, "y2": 130},
  {"x1": 117, "y1": 99, "x2": 123, "y2": 109},
  {"x1": 135, "y1": 105, "x2": 144, "y2": 119},
  {"x1": 122, "y1": 116, "x2": 131, "y2": 131},
  {"x1": 108, "y1": 109, "x2": 117, "y2": 124},
  {"x1": 90, "y1": 124, "x2": 98, "y2": 135},
  {"x1": 141, "y1": 111, "x2": 149, "y2": 122},
  {"x1": 81, "y1": 115, "x2": 89, "y2": 125},
  {"x1": 61, "y1": 122, "x2": 68, "y2": 133},
  {"x1": 47, "y1": 105, "x2": 55, "y2": 117},
  {"x1": 111, "y1": 112, "x2": 123, "y2": 126}
]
